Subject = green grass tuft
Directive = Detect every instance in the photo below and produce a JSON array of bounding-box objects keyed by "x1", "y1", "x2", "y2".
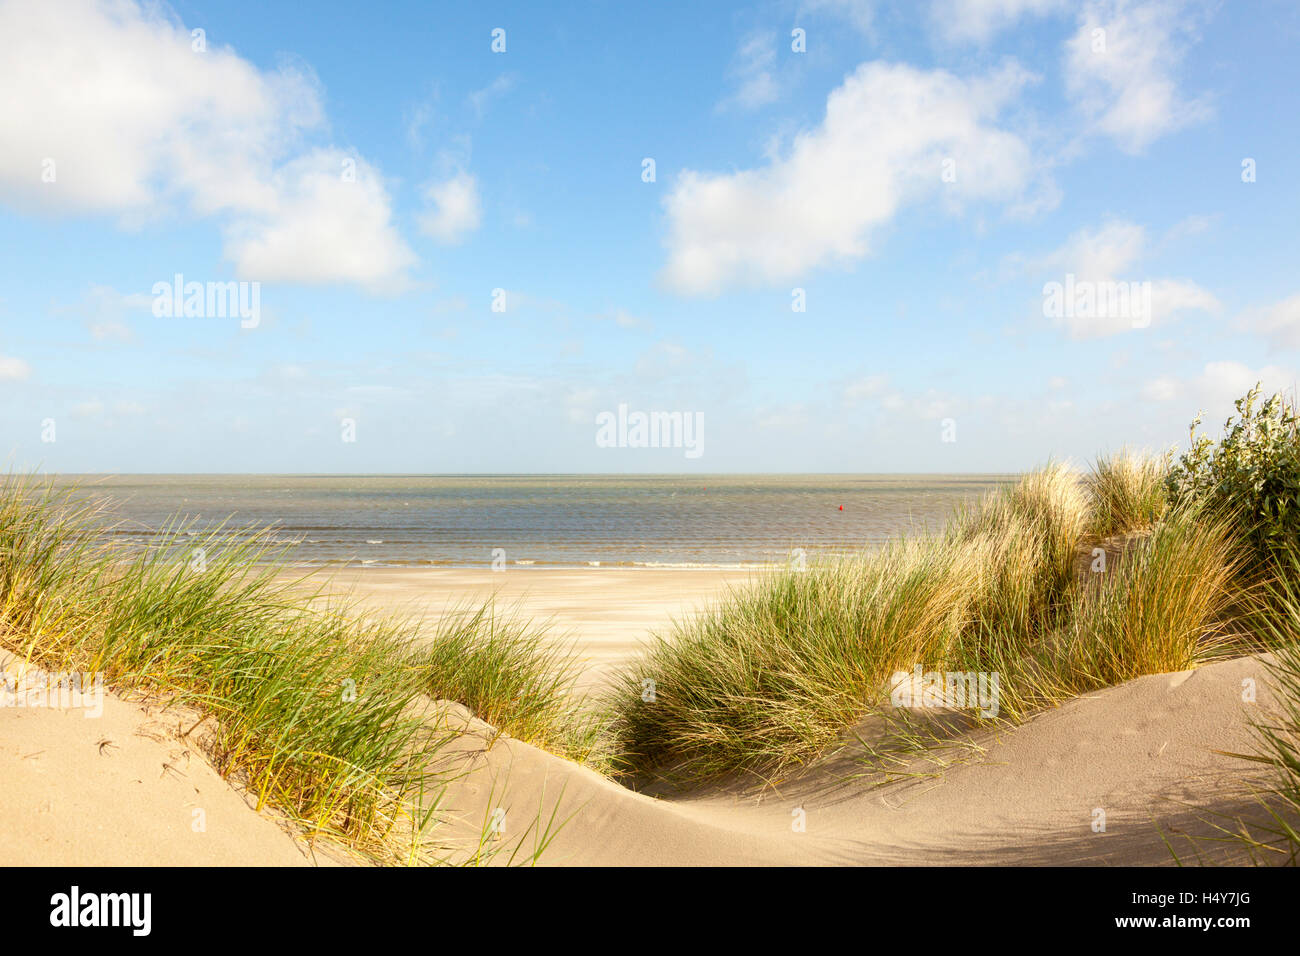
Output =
[{"x1": 1085, "y1": 450, "x2": 1169, "y2": 538}]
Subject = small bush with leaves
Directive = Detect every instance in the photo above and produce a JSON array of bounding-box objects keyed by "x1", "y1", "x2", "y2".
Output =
[{"x1": 1166, "y1": 383, "x2": 1300, "y2": 567}]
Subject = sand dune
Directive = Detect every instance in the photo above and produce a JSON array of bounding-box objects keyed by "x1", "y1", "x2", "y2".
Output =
[
  {"x1": 2, "y1": 645, "x2": 1282, "y2": 866},
  {"x1": 433, "y1": 653, "x2": 1283, "y2": 866},
  {"x1": 0, "y1": 650, "x2": 345, "y2": 867},
  {"x1": 3, "y1": 561, "x2": 1287, "y2": 866}
]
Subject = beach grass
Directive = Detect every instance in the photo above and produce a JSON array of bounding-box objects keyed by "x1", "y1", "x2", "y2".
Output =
[
  {"x1": 607, "y1": 463, "x2": 1098, "y2": 779},
  {"x1": 1084, "y1": 450, "x2": 1169, "y2": 538},
  {"x1": 608, "y1": 452, "x2": 1271, "y2": 782},
  {"x1": 417, "y1": 600, "x2": 598, "y2": 760},
  {"x1": 608, "y1": 538, "x2": 973, "y2": 780},
  {"x1": 1050, "y1": 505, "x2": 1244, "y2": 685},
  {"x1": 1213, "y1": 543, "x2": 1300, "y2": 863},
  {"x1": 0, "y1": 473, "x2": 579, "y2": 864},
  {"x1": 991, "y1": 502, "x2": 1249, "y2": 720}
]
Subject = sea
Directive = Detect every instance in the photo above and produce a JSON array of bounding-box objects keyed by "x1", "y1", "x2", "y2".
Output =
[{"x1": 53, "y1": 474, "x2": 1018, "y2": 569}]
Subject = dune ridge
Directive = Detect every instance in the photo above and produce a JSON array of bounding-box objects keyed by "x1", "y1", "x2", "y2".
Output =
[
  {"x1": 433, "y1": 652, "x2": 1280, "y2": 866},
  {"x1": 5, "y1": 642, "x2": 1277, "y2": 866}
]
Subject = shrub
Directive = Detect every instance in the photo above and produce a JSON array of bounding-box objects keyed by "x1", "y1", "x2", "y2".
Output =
[{"x1": 1166, "y1": 384, "x2": 1300, "y2": 568}]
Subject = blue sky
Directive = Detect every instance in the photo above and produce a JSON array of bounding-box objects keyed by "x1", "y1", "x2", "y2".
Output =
[{"x1": 1, "y1": 0, "x2": 1297, "y2": 473}]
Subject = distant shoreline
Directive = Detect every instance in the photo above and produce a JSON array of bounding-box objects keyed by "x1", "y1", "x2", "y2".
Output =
[{"x1": 53, "y1": 472, "x2": 1014, "y2": 568}]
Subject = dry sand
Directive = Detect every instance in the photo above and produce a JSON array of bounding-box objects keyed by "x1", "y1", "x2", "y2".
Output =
[
  {"x1": 293, "y1": 566, "x2": 757, "y2": 691},
  {"x1": 433, "y1": 654, "x2": 1284, "y2": 865},
  {"x1": 3, "y1": 566, "x2": 1289, "y2": 866},
  {"x1": 0, "y1": 650, "x2": 344, "y2": 866}
]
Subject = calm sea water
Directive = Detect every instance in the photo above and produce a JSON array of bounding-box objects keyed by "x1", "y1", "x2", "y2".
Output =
[{"x1": 55, "y1": 474, "x2": 1017, "y2": 568}]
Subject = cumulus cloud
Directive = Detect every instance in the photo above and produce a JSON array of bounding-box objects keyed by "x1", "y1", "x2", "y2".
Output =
[
  {"x1": 1196, "y1": 361, "x2": 1295, "y2": 405},
  {"x1": 0, "y1": 0, "x2": 414, "y2": 285},
  {"x1": 222, "y1": 150, "x2": 415, "y2": 283},
  {"x1": 418, "y1": 171, "x2": 482, "y2": 245},
  {"x1": 1238, "y1": 292, "x2": 1300, "y2": 351},
  {"x1": 1139, "y1": 361, "x2": 1296, "y2": 413},
  {"x1": 1064, "y1": 0, "x2": 1211, "y2": 153},
  {"x1": 1140, "y1": 375, "x2": 1179, "y2": 402},
  {"x1": 1032, "y1": 219, "x2": 1218, "y2": 337},
  {"x1": 662, "y1": 61, "x2": 1045, "y2": 295}
]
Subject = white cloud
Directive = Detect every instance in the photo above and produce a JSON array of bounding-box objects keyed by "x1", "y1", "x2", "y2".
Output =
[
  {"x1": 1141, "y1": 360, "x2": 1295, "y2": 413},
  {"x1": 844, "y1": 375, "x2": 890, "y2": 401},
  {"x1": 418, "y1": 171, "x2": 482, "y2": 245},
  {"x1": 931, "y1": 0, "x2": 1065, "y2": 45},
  {"x1": 605, "y1": 309, "x2": 644, "y2": 329},
  {"x1": 1032, "y1": 219, "x2": 1218, "y2": 337},
  {"x1": 468, "y1": 74, "x2": 515, "y2": 118},
  {"x1": 0, "y1": 0, "x2": 414, "y2": 286},
  {"x1": 1043, "y1": 220, "x2": 1145, "y2": 279},
  {"x1": 1064, "y1": 0, "x2": 1211, "y2": 153},
  {"x1": 758, "y1": 406, "x2": 810, "y2": 429},
  {"x1": 1198, "y1": 361, "x2": 1295, "y2": 408},
  {"x1": 1239, "y1": 292, "x2": 1300, "y2": 351},
  {"x1": 663, "y1": 61, "x2": 1044, "y2": 295},
  {"x1": 1163, "y1": 213, "x2": 1212, "y2": 242},
  {"x1": 90, "y1": 321, "x2": 133, "y2": 342},
  {"x1": 0, "y1": 354, "x2": 30, "y2": 380},
  {"x1": 224, "y1": 150, "x2": 416, "y2": 283},
  {"x1": 718, "y1": 33, "x2": 780, "y2": 112},
  {"x1": 74, "y1": 284, "x2": 152, "y2": 342},
  {"x1": 1141, "y1": 375, "x2": 1179, "y2": 402}
]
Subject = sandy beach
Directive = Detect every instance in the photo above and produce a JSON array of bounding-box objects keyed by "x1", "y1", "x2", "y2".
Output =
[{"x1": 298, "y1": 566, "x2": 758, "y2": 691}]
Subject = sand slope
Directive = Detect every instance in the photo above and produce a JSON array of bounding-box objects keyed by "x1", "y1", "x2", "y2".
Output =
[
  {"x1": 434, "y1": 653, "x2": 1286, "y2": 866},
  {"x1": 0, "y1": 651, "x2": 343, "y2": 867},
  {"x1": 2, "y1": 643, "x2": 1286, "y2": 866}
]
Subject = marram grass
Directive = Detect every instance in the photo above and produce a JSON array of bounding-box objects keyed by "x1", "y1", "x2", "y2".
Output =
[
  {"x1": 417, "y1": 600, "x2": 600, "y2": 760},
  {"x1": 608, "y1": 466, "x2": 1262, "y2": 782},
  {"x1": 1179, "y1": 542, "x2": 1300, "y2": 864},
  {"x1": 0, "y1": 474, "x2": 582, "y2": 865},
  {"x1": 608, "y1": 538, "x2": 973, "y2": 780},
  {"x1": 1085, "y1": 449, "x2": 1169, "y2": 538}
]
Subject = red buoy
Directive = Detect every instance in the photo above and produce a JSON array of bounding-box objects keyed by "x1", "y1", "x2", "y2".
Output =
[{"x1": 839, "y1": 505, "x2": 844, "y2": 511}]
